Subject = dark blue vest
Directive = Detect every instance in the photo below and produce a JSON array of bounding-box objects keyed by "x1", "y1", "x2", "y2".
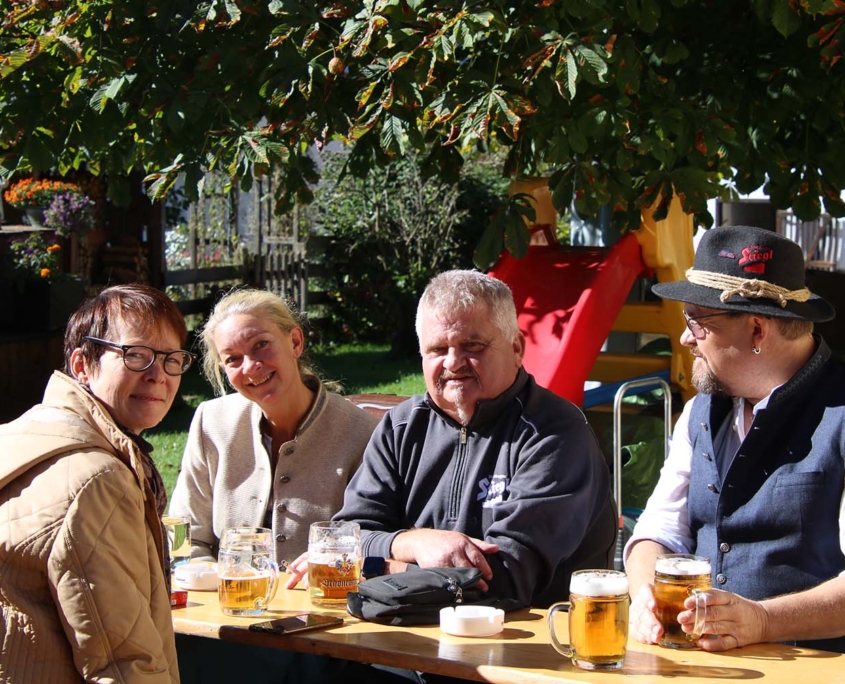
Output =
[{"x1": 688, "y1": 338, "x2": 845, "y2": 652}]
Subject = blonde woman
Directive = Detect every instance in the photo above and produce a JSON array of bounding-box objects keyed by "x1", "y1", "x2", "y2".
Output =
[{"x1": 170, "y1": 288, "x2": 379, "y2": 565}]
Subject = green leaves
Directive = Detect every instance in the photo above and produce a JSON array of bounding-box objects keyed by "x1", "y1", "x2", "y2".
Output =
[
  {"x1": 1, "y1": 0, "x2": 843, "y2": 240},
  {"x1": 473, "y1": 192, "x2": 535, "y2": 269}
]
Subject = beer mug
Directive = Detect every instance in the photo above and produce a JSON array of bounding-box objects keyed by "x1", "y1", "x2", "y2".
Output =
[
  {"x1": 547, "y1": 569, "x2": 629, "y2": 671},
  {"x1": 653, "y1": 554, "x2": 711, "y2": 648},
  {"x1": 308, "y1": 521, "x2": 361, "y2": 606},
  {"x1": 217, "y1": 527, "x2": 279, "y2": 617},
  {"x1": 162, "y1": 515, "x2": 191, "y2": 569}
]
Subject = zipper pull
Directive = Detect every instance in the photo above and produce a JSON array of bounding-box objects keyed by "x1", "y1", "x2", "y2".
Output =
[
  {"x1": 460, "y1": 427, "x2": 467, "y2": 444},
  {"x1": 447, "y1": 577, "x2": 464, "y2": 603}
]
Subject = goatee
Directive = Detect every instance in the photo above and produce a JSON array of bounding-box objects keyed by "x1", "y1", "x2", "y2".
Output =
[{"x1": 691, "y1": 358, "x2": 723, "y2": 395}]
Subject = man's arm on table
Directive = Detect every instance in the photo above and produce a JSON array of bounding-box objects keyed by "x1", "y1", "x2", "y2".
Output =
[
  {"x1": 340, "y1": 412, "x2": 499, "y2": 589},
  {"x1": 624, "y1": 400, "x2": 696, "y2": 643},
  {"x1": 677, "y1": 576, "x2": 845, "y2": 651},
  {"x1": 627, "y1": 539, "x2": 673, "y2": 644}
]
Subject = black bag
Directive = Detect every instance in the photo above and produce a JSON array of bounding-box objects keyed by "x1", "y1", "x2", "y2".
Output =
[{"x1": 346, "y1": 565, "x2": 522, "y2": 626}]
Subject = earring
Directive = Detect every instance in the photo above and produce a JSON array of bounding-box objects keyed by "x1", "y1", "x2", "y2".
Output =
[{"x1": 752, "y1": 346, "x2": 761, "y2": 355}]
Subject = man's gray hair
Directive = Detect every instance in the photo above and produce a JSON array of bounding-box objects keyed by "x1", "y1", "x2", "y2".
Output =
[{"x1": 416, "y1": 270, "x2": 520, "y2": 344}]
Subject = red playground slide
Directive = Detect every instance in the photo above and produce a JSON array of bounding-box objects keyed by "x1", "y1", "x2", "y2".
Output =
[{"x1": 489, "y1": 225, "x2": 651, "y2": 407}]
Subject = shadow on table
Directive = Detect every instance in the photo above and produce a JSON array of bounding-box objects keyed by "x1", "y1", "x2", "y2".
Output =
[{"x1": 208, "y1": 611, "x2": 838, "y2": 682}]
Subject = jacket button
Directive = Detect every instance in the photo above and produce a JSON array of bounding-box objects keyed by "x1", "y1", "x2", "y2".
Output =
[
  {"x1": 276, "y1": 503, "x2": 287, "y2": 513},
  {"x1": 719, "y1": 542, "x2": 731, "y2": 553},
  {"x1": 701, "y1": 423, "x2": 709, "y2": 432},
  {"x1": 284, "y1": 447, "x2": 295, "y2": 455},
  {"x1": 280, "y1": 475, "x2": 291, "y2": 483},
  {"x1": 707, "y1": 483, "x2": 718, "y2": 493},
  {"x1": 275, "y1": 534, "x2": 287, "y2": 542},
  {"x1": 702, "y1": 452, "x2": 712, "y2": 461},
  {"x1": 717, "y1": 573, "x2": 727, "y2": 585}
]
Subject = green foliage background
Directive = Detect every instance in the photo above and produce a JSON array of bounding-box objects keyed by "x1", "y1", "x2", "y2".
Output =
[
  {"x1": 3, "y1": 1, "x2": 845, "y2": 267},
  {"x1": 306, "y1": 147, "x2": 508, "y2": 345}
]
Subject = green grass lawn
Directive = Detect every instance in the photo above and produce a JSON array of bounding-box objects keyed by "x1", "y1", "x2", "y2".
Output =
[{"x1": 146, "y1": 343, "x2": 425, "y2": 497}]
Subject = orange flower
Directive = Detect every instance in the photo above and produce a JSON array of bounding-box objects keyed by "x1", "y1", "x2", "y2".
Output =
[
  {"x1": 3, "y1": 178, "x2": 82, "y2": 208},
  {"x1": 40, "y1": 268, "x2": 52, "y2": 278},
  {"x1": 47, "y1": 243, "x2": 62, "y2": 253}
]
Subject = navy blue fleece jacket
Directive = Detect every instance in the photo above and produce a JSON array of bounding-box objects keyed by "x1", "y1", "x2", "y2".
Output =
[{"x1": 334, "y1": 368, "x2": 617, "y2": 608}]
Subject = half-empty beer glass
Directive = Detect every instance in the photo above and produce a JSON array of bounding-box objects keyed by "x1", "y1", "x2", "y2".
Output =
[
  {"x1": 308, "y1": 521, "x2": 361, "y2": 606},
  {"x1": 217, "y1": 526, "x2": 279, "y2": 617},
  {"x1": 653, "y1": 554, "x2": 711, "y2": 648},
  {"x1": 547, "y1": 569, "x2": 629, "y2": 671},
  {"x1": 162, "y1": 515, "x2": 191, "y2": 569}
]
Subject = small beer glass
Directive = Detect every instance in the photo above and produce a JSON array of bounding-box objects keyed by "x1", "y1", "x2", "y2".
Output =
[
  {"x1": 653, "y1": 554, "x2": 711, "y2": 648},
  {"x1": 162, "y1": 515, "x2": 191, "y2": 570},
  {"x1": 217, "y1": 527, "x2": 279, "y2": 617},
  {"x1": 547, "y1": 569, "x2": 629, "y2": 671},
  {"x1": 308, "y1": 521, "x2": 361, "y2": 607}
]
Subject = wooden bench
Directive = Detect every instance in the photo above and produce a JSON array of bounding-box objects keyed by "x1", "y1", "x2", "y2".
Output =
[{"x1": 345, "y1": 393, "x2": 409, "y2": 418}]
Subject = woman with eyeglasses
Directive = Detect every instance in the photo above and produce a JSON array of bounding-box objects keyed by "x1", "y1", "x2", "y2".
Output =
[{"x1": 0, "y1": 284, "x2": 190, "y2": 682}]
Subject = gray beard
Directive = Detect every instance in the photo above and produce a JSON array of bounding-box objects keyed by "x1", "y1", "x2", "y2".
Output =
[
  {"x1": 691, "y1": 359, "x2": 723, "y2": 395},
  {"x1": 453, "y1": 389, "x2": 471, "y2": 426},
  {"x1": 436, "y1": 382, "x2": 471, "y2": 425}
]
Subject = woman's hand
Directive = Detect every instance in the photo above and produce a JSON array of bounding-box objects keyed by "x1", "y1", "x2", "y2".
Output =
[{"x1": 283, "y1": 552, "x2": 309, "y2": 590}]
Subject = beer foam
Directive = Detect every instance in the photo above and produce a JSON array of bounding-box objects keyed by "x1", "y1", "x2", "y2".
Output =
[
  {"x1": 569, "y1": 571, "x2": 628, "y2": 597},
  {"x1": 655, "y1": 556, "x2": 710, "y2": 577}
]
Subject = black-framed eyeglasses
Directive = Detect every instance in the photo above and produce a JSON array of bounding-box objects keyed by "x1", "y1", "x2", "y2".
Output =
[
  {"x1": 83, "y1": 336, "x2": 196, "y2": 376},
  {"x1": 682, "y1": 311, "x2": 736, "y2": 340}
]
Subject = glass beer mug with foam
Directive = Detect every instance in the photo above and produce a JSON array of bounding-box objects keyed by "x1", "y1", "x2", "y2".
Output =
[
  {"x1": 308, "y1": 521, "x2": 361, "y2": 606},
  {"x1": 547, "y1": 569, "x2": 629, "y2": 671},
  {"x1": 653, "y1": 554, "x2": 711, "y2": 648},
  {"x1": 217, "y1": 527, "x2": 279, "y2": 617}
]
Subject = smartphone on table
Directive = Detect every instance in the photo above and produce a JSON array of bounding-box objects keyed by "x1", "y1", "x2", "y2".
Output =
[{"x1": 249, "y1": 614, "x2": 344, "y2": 635}]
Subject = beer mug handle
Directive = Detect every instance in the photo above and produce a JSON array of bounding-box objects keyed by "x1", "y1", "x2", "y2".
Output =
[
  {"x1": 256, "y1": 557, "x2": 280, "y2": 609},
  {"x1": 689, "y1": 588, "x2": 708, "y2": 640},
  {"x1": 547, "y1": 602, "x2": 574, "y2": 658}
]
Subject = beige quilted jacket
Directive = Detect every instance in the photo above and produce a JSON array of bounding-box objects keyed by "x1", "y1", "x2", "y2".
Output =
[{"x1": 0, "y1": 372, "x2": 179, "y2": 683}]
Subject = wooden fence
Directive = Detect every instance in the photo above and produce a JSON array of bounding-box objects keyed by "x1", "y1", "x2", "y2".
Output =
[{"x1": 162, "y1": 172, "x2": 328, "y2": 320}]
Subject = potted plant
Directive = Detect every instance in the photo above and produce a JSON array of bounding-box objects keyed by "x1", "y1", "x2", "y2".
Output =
[
  {"x1": 3, "y1": 178, "x2": 86, "y2": 227},
  {"x1": 4, "y1": 231, "x2": 86, "y2": 331}
]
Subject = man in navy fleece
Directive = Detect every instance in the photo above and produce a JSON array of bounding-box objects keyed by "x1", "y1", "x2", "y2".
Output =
[{"x1": 330, "y1": 269, "x2": 617, "y2": 608}]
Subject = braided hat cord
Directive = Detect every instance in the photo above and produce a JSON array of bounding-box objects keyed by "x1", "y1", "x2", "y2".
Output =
[{"x1": 685, "y1": 268, "x2": 811, "y2": 308}]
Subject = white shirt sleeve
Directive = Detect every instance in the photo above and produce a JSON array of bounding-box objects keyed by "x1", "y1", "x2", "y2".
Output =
[
  {"x1": 623, "y1": 398, "x2": 696, "y2": 563},
  {"x1": 840, "y1": 480, "x2": 845, "y2": 576}
]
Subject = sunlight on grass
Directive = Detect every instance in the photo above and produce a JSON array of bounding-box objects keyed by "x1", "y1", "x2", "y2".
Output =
[{"x1": 311, "y1": 343, "x2": 425, "y2": 396}]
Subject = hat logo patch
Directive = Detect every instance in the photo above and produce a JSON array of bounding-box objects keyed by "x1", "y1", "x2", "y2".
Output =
[
  {"x1": 738, "y1": 245, "x2": 773, "y2": 274},
  {"x1": 718, "y1": 250, "x2": 736, "y2": 259}
]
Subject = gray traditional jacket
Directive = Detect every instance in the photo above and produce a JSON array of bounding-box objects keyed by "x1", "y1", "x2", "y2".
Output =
[{"x1": 170, "y1": 378, "x2": 379, "y2": 561}]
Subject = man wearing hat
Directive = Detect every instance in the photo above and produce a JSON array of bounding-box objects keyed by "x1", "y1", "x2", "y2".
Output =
[{"x1": 625, "y1": 224, "x2": 845, "y2": 653}]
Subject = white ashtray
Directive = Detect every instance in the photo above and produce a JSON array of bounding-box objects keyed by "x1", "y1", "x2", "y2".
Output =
[
  {"x1": 173, "y1": 562, "x2": 218, "y2": 591},
  {"x1": 439, "y1": 606, "x2": 505, "y2": 637}
]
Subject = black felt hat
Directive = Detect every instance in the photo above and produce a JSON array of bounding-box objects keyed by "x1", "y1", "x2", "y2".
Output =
[{"x1": 652, "y1": 225, "x2": 835, "y2": 322}]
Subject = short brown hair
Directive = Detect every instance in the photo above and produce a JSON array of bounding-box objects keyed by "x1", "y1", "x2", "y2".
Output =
[
  {"x1": 64, "y1": 284, "x2": 188, "y2": 374},
  {"x1": 772, "y1": 317, "x2": 814, "y2": 340}
]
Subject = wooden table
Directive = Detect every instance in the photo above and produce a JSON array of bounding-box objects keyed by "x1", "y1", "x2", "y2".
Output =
[{"x1": 173, "y1": 587, "x2": 845, "y2": 683}]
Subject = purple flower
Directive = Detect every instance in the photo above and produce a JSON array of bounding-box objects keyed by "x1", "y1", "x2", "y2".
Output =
[{"x1": 43, "y1": 192, "x2": 95, "y2": 237}]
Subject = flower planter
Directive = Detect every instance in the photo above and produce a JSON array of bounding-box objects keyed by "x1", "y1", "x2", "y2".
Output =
[{"x1": 23, "y1": 206, "x2": 47, "y2": 227}]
